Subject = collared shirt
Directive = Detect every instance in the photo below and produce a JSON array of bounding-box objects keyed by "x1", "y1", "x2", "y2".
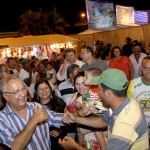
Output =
[
  {"x1": 0, "y1": 102, "x2": 63, "y2": 150},
  {"x1": 81, "y1": 59, "x2": 108, "y2": 72},
  {"x1": 103, "y1": 98, "x2": 149, "y2": 150},
  {"x1": 56, "y1": 59, "x2": 84, "y2": 81},
  {"x1": 129, "y1": 53, "x2": 147, "y2": 78}
]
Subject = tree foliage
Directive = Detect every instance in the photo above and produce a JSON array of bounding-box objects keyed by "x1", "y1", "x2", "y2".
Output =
[{"x1": 18, "y1": 8, "x2": 67, "y2": 35}]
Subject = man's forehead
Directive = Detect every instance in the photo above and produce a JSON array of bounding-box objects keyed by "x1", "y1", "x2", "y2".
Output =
[
  {"x1": 6, "y1": 79, "x2": 23, "y2": 86},
  {"x1": 142, "y1": 59, "x2": 150, "y2": 65},
  {"x1": 66, "y1": 51, "x2": 75, "y2": 56}
]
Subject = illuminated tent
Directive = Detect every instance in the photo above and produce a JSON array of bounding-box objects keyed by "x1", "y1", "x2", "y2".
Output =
[{"x1": 0, "y1": 34, "x2": 79, "y2": 48}]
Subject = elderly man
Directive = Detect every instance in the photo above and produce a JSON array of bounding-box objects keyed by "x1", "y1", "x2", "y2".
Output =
[
  {"x1": 59, "y1": 69, "x2": 149, "y2": 150},
  {"x1": 0, "y1": 76, "x2": 63, "y2": 150},
  {"x1": 128, "y1": 56, "x2": 150, "y2": 136},
  {"x1": 56, "y1": 48, "x2": 84, "y2": 81}
]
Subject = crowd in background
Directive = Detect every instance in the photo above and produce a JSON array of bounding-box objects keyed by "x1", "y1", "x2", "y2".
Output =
[{"x1": 0, "y1": 37, "x2": 150, "y2": 150}]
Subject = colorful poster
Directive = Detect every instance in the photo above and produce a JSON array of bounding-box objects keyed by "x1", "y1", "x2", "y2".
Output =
[
  {"x1": 135, "y1": 11, "x2": 148, "y2": 24},
  {"x1": 116, "y1": 5, "x2": 135, "y2": 25},
  {"x1": 86, "y1": 0, "x2": 116, "y2": 29}
]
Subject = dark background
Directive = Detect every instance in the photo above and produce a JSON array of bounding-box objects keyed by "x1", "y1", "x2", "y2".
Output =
[{"x1": 0, "y1": 0, "x2": 150, "y2": 32}]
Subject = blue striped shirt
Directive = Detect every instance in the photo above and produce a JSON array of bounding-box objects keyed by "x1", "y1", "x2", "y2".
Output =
[{"x1": 0, "y1": 102, "x2": 63, "y2": 150}]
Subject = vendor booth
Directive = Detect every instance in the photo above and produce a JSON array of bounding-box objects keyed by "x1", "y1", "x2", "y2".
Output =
[{"x1": 0, "y1": 34, "x2": 80, "y2": 60}]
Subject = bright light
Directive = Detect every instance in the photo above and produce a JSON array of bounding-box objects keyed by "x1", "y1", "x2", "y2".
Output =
[
  {"x1": 81, "y1": 13, "x2": 86, "y2": 18},
  {"x1": 33, "y1": 46, "x2": 37, "y2": 52}
]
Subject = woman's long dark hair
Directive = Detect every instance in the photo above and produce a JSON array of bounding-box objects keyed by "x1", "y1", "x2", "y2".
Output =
[
  {"x1": 34, "y1": 79, "x2": 53, "y2": 102},
  {"x1": 34, "y1": 79, "x2": 65, "y2": 112},
  {"x1": 111, "y1": 46, "x2": 122, "y2": 58}
]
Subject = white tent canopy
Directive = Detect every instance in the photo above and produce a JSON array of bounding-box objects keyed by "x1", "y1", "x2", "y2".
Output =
[{"x1": 0, "y1": 34, "x2": 79, "y2": 48}]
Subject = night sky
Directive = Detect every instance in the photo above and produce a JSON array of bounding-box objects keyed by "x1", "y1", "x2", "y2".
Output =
[{"x1": 0, "y1": 0, "x2": 149, "y2": 32}]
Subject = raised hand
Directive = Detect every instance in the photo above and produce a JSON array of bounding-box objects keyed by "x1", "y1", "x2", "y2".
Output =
[{"x1": 32, "y1": 103, "x2": 48, "y2": 124}]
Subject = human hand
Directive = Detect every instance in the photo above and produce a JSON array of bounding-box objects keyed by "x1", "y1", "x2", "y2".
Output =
[
  {"x1": 63, "y1": 59, "x2": 69, "y2": 66},
  {"x1": 32, "y1": 103, "x2": 48, "y2": 124},
  {"x1": 62, "y1": 111, "x2": 77, "y2": 124},
  {"x1": 50, "y1": 129, "x2": 60, "y2": 137},
  {"x1": 78, "y1": 105, "x2": 98, "y2": 116},
  {"x1": 58, "y1": 136, "x2": 79, "y2": 150}
]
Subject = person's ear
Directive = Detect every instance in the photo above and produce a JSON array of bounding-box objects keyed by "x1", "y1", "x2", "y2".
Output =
[{"x1": 2, "y1": 94, "x2": 9, "y2": 102}]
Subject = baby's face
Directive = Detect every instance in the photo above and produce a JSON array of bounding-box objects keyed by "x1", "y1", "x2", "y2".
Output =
[{"x1": 84, "y1": 71, "x2": 93, "y2": 86}]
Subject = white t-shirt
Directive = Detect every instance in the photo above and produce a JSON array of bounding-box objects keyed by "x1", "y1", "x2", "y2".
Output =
[
  {"x1": 56, "y1": 59, "x2": 84, "y2": 81},
  {"x1": 128, "y1": 77, "x2": 150, "y2": 126},
  {"x1": 19, "y1": 69, "x2": 36, "y2": 98},
  {"x1": 46, "y1": 68, "x2": 56, "y2": 85}
]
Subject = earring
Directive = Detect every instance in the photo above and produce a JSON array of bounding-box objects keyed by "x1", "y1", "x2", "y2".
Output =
[{"x1": 37, "y1": 95, "x2": 40, "y2": 101}]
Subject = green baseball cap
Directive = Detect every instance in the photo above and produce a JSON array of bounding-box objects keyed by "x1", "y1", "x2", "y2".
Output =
[
  {"x1": 91, "y1": 68, "x2": 128, "y2": 90},
  {"x1": 21, "y1": 59, "x2": 31, "y2": 65}
]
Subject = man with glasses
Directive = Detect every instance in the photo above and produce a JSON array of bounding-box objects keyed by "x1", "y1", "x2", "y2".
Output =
[
  {"x1": 80, "y1": 46, "x2": 108, "y2": 72},
  {"x1": 0, "y1": 75, "x2": 63, "y2": 150}
]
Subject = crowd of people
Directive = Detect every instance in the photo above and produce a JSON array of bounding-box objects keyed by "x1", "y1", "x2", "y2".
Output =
[{"x1": 0, "y1": 37, "x2": 150, "y2": 150}]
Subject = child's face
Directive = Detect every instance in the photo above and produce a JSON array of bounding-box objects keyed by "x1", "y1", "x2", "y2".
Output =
[
  {"x1": 39, "y1": 64, "x2": 45, "y2": 71},
  {"x1": 84, "y1": 71, "x2": 93, "y2": 86},
  {"x1": 47, "y1": 64, "x2": 52, "y2": 70}
]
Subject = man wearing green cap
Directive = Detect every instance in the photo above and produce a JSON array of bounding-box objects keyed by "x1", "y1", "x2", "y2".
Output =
[{"x1": 59, "y1": 68, "x2": 149, "y2": 150}]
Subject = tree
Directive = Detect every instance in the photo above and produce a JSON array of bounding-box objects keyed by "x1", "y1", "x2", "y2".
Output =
[{"x1": 18, "y1": 8, "x2": 67, "y2": 35}]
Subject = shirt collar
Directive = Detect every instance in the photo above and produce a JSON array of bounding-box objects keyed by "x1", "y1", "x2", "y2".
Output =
[
  {"x1": 113, "y1": 98, "x2": 130, "y2": 116},
  {"x1": 5, "y1": 102, "x2": 34, "y2": 116}
]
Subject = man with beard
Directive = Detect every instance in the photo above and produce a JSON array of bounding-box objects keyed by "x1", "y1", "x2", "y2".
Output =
[{"x1": 59, "y1": 69, "x2": 149, "y2": 150}]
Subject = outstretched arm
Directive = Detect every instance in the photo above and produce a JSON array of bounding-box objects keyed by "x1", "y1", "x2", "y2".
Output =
[{"x1": 63, "y1": 111, "x2": 108, "y2": 129}]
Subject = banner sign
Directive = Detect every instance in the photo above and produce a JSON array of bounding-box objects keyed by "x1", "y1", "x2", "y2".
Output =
[
  {"x1": 135, "y1": 11, "x2": 148, "y2": 24},
  {"x1": 86, "y1": 0, "x2": 116, "y2": 29},
  {"x1": 116, "y1": 5, "x2": 135, "y2": 25}
]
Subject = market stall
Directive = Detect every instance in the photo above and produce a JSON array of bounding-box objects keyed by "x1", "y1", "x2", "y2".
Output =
[{"x1": 0, "y1": 34, "x2": 80, "y2": 59}]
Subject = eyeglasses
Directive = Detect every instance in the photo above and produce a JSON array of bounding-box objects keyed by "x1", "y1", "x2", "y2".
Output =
[{"x1": 3, "y1": 86, "x2": 27, "y2": 95}]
